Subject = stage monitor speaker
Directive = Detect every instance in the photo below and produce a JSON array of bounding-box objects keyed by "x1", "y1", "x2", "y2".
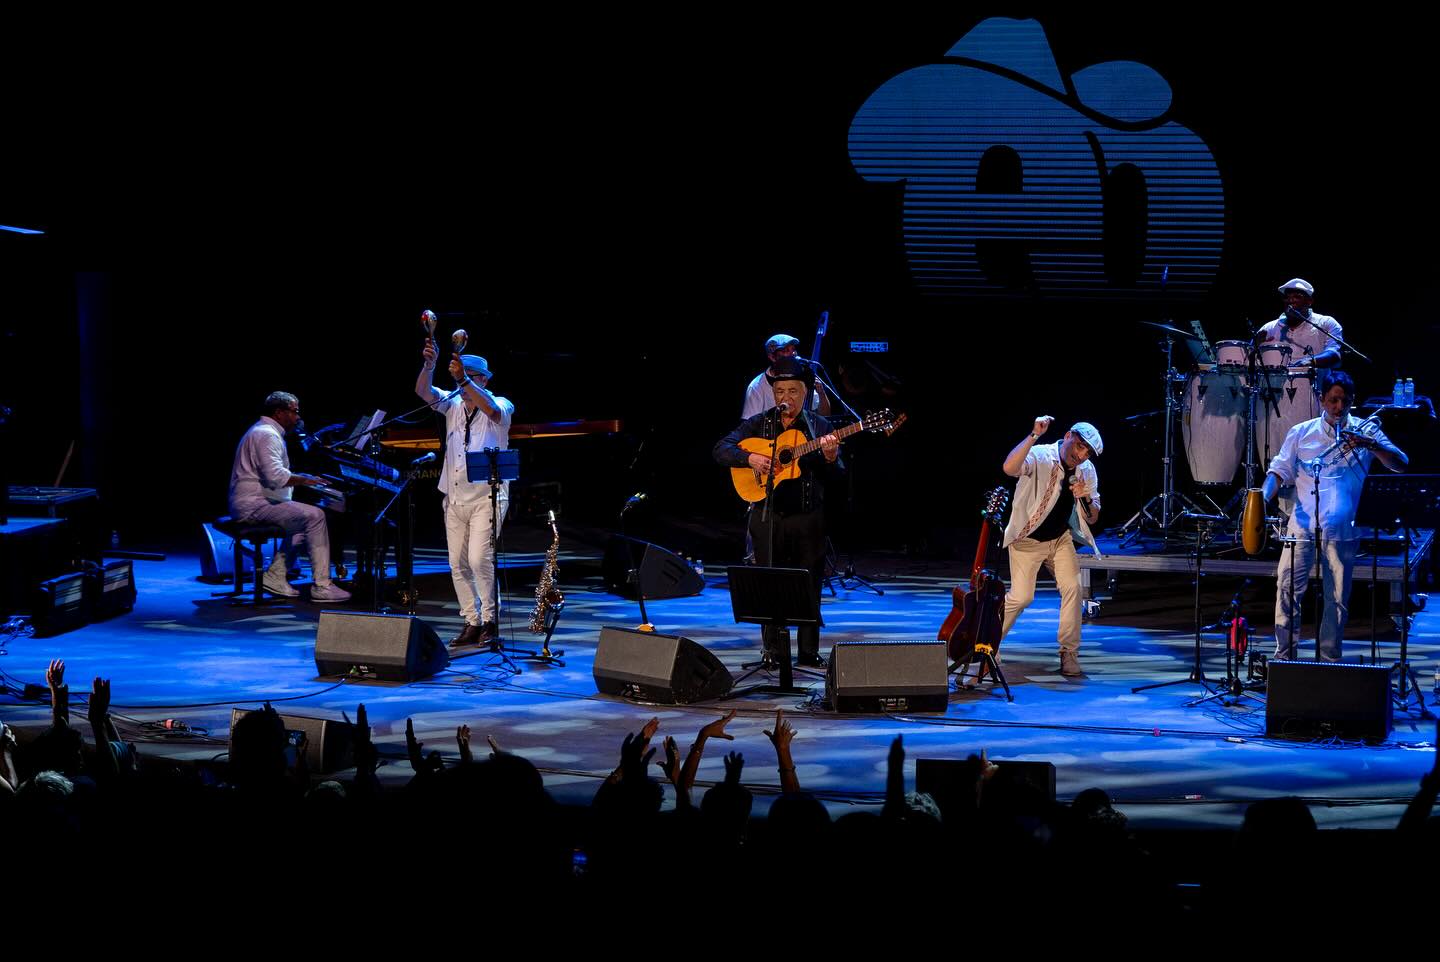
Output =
[
  {"x1": 230, "y1": 707, "x2": 355, "y2": 774},
  {"x1": 917, "y1": 758, "x2": 1057, "y2": 807},
  {"x1": 85, "y1": 559, "x2": 136, "y2": 620},
  {"x1": 31, "y1": 570, "x2": 88, "y2": 637},
  {"x1": 593, "y1": 626, "x2": 733, "y2": 704},
  {"x1": 313, "y1": 611, "x2": 447, "y2": 682},
  {"x1": 826, "y1": 640, "x2": 949, "y2": 713},
  {"x1": 602, "y1": 536, "x2": 703, "y2": 599},
  {"x1": 1265, "y1": 660, "x2": 1393, "y2": 742}
]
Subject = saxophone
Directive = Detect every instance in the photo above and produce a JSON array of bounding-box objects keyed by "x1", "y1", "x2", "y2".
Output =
[{"x1": 529, "y1": 511, "x2": 564, "y2": 635}]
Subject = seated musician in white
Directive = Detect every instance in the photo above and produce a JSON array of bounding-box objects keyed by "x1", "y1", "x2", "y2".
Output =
[{"x1": 227, "y1": 391, "x2": 352, "y2": 602}]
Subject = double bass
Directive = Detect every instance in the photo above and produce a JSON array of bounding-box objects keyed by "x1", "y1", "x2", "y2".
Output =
[{"x1": 939, "y1": 487, "x2": 1011, "y2": 696}]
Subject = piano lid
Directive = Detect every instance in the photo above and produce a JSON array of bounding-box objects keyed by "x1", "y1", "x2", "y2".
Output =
[{"x1": 381, "y1": 419, "x2": 623, "y2": 451}]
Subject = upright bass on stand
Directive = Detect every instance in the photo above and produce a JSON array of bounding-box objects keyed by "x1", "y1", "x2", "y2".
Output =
[{"x1": 939, "y1": 487, "x2": 1014, "y2": 701}]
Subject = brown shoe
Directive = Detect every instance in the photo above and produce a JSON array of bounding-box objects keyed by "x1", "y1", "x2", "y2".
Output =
[
  {"x1": 1059, "y1": 649, "x2": 1083, "y2": 676},
  {"x1": 450, "y1": 623, "x2": 481, "y2": 648}
]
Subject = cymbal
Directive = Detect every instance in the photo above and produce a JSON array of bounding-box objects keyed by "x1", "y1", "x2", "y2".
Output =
[{"x1": 1139, "y1": 320, "x2": 1206, "y2": 341}]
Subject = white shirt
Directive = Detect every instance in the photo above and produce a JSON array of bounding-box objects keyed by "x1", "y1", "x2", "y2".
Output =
[
  {"x1": 1256, "y1": 311, "x2": 1342, "y2": 365},
  {"x1": 437, "y1": 393, "x2": 515, "y2": 506},
  {"x1": 1002, "y1": 441, "x2": 1102, "y2": 556},
  {"x1": 742, "y1": 370, "x2": 820, "y2": 419},
  {"x1": 1267, "y1": 412, "x2": 1392, "y2": 542},
  {"x1": 228, "y1": 416, "x2": 294, "y2": 514}
]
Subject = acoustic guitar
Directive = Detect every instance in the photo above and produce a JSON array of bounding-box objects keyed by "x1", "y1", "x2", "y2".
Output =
[
  {"x1": 939, "y1": 486, "x2": 1009, "y2": 663},
  {"x1": 730, "y1": 409, "x2": 905, "y2": 503}
]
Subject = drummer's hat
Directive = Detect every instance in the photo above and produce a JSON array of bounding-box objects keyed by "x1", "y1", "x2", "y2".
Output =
[{"x1": 1277, "y1": 278, "x2": 1314, "y2": 296}]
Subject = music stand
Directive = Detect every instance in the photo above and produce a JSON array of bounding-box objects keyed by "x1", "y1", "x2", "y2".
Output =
[
  {"x1": 466, "y1": 448, "x2": 523, "y2": 673},
  {"x1": 722, "y1": 565, "x2": 823, "y2": 699},
  {"x1": 1356, "y1": 473, "x2": 1440, "y2": 714}
]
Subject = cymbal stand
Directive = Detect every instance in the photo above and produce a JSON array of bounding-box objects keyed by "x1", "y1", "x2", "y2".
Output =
[{"x1": 1119, "y1": 334, "x2": 1207, "y2": 544}]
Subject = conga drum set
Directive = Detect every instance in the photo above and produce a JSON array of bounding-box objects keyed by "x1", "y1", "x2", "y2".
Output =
[{"x1": 1120, "y1": 321, "x2": 1321, "y2": 549}]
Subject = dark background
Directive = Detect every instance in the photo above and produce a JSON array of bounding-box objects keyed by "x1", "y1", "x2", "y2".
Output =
[{"x1": 2, "y1": 9, "x2": 1434, "y2": 556}]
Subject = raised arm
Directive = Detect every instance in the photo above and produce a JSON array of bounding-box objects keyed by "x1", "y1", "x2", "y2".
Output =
[{"x1": 1004, "y1": 416, "x2": 1053, "y2": 477}]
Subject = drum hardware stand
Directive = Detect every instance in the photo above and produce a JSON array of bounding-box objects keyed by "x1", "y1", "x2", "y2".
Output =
[
  {"x1": 1118, "y1": 328, "x2": 1209, "y2": 545},
  {"x1": 1132, "y1": 511, "x2": 1225, "y2": 698}
]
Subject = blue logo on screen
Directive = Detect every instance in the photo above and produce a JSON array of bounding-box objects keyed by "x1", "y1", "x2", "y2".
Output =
[{"x1": 848, "y1": 17, "x2": 1224, "y2": 298}]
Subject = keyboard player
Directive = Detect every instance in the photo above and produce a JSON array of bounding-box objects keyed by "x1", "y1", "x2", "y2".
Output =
[{"x1": 227, "y1": 391, "x2": 352, "y2": 602}]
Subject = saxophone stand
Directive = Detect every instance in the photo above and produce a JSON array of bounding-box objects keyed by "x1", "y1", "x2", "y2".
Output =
[
  {"x1": 467, "y1": 447, "x2": 522, "y2": 675},
  {"x1": 1132, "y1": 512, "x2": 1223, "y2": 697},
  {"x1": 508, "y1": 510, "x2": 566, "y2": 669}
]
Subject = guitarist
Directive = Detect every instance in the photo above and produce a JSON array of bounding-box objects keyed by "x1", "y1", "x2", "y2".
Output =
[
  {"x1": 714, "y1": 357, "x2": 842, "y2": 668},
  {"x1": 999, "y1": 416, "x2": 1104, "y2": 677}
]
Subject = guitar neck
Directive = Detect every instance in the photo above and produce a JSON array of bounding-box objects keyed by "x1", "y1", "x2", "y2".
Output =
[
  {"x1": 789, "y1": 419, "x2": 866, "y2": 458},
  {"x1": 970, "y1": 519, "x2": 992, "y2": 577}
]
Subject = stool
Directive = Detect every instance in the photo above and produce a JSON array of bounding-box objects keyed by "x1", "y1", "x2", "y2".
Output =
[{"x1": 211, "y1": 517, "x2": 287, "y2": 606}]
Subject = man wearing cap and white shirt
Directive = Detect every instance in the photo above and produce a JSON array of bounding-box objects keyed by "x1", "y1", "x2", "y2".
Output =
[
  {"x1": 742, "y1": 333, "x2": 830, "y2": 419},
  {"x1": 417, "y1": 338, "x2": 515, "y2": 649},
  {"x1": 1261, "y1": 370, "x2": 1407, "y2": 660},
  {"x1": 1256, "y1": 278, "x2": 1342, "y2": 370},
  {"x1": 999, "y1": 417, "x2": 1103, "y2": 676},
  {"x1": 228, "y1": 391, "x2": 352, "y2": 603}
]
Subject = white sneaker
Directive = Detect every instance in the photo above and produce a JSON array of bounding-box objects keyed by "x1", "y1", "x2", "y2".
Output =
[
  {"x1": 309, "y1": 582, "x2": 352, "y2": 603},
  {"x1": 262, "y1": 568, "x2": 300, "y2": 598}
]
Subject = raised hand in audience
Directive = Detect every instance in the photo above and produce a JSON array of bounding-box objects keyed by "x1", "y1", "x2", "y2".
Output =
[
  {"x1": 405, "y1": 718, "x2": 444, "y2": 775},
  {"x1": 457, "y1": 725, "x2": 473, "y2": 764},
  {"x1": 86, "y1": 677, "x2": 121, "y2": 780},
  {"x1": 0, "y1": 721, "x2": 18, "y2": 795},
  {"x1": 349, "y1": 703, "x2": 380, "y2": 795},
  {"x1": 677, "y1": 709, "x2": 738, "y2": 798},
  {"x1": 763, "y1": 708, "x2": 801, "y2": 794},
  {"x1": 722, "y1": 751, "x2": 744, "y2": 785},
  {"x1": 485, "y1": 733, "x2": 502, "y2": 759},
  {"x1": 46, "y1": 658, "x2": 69, "y2": 727}
]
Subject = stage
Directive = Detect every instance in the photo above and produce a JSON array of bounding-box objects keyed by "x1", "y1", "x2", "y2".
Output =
[{"x1": 1, "y1": 519, "x2": 1434, "y2": 831}]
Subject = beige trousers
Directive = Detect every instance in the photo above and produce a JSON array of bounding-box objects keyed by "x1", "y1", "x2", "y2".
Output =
[{"x1": 1000, "y1": 535, "x2": 1082, "y2": 652}]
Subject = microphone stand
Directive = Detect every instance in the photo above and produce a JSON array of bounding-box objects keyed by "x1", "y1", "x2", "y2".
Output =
[
  {"x1": 810, "y1": 364, "x2": 883, "y2": 596},
  {"x1": 1288, "y1": 308, "x2": 1370, "y2": 364}
]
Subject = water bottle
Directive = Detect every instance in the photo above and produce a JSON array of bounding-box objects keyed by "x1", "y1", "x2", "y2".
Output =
[
  {"x1": 1405, "y1": 378, "x2": 1415, "y2": 407},
  {"x1": 1393, "y1": 378, "x2": 1405, "y2": 407}
]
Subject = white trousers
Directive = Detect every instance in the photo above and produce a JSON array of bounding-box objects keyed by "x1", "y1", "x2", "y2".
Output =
[
  {"x1": 444, "y1": 494, "x2": 509, "y2": 625},
  {"x1": 237, "y1": 499, "x2": 335, "y2": 587},
  {"x1": 1274, "y1": 537, "x2": 1357, "y2": 661},
  {"x1": 1001, "y1": 535, "x2": 1082, "y2": 652}
]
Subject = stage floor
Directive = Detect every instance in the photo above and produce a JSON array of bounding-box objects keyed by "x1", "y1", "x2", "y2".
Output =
[{"x1": 1, "y1": 531, "x2": 1436, "y2": 830}]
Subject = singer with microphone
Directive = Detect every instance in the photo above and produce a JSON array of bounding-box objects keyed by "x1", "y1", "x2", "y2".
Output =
[
  {"x1": 1261, "y1": 370, "x2": 1407, "y2": 661},
  {"x1": 998, "y1": 417, "x2": 1104, "y2": 676},
  {"x1": 1256, "y1": 278, "x2": 1342, "y2": 370},
  {"x1": 714, "y1": 357, "x2": 841, "y2": 668},
  {"x1": 227, "y1": 392, "x2": 352, "y2": 602},
  {"x1": 417, "y1": 329, "x2": 515, "y2": 649}
]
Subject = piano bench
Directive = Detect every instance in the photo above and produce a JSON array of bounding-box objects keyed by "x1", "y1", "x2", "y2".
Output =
[{"x1": 211, "y1": 517, "x2": 288, "y2": 606}]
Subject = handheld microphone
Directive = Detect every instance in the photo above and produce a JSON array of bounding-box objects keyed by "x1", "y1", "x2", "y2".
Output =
[
  {"x1": 410, "y1": 452, "x2": 437, "y2": 467},
  {"x1": 1067, "y1": 473, "x2": 1094, "y2": 514},
  {"x1": 777, "y1": 401, "x2": 791, "y2": 414}
]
